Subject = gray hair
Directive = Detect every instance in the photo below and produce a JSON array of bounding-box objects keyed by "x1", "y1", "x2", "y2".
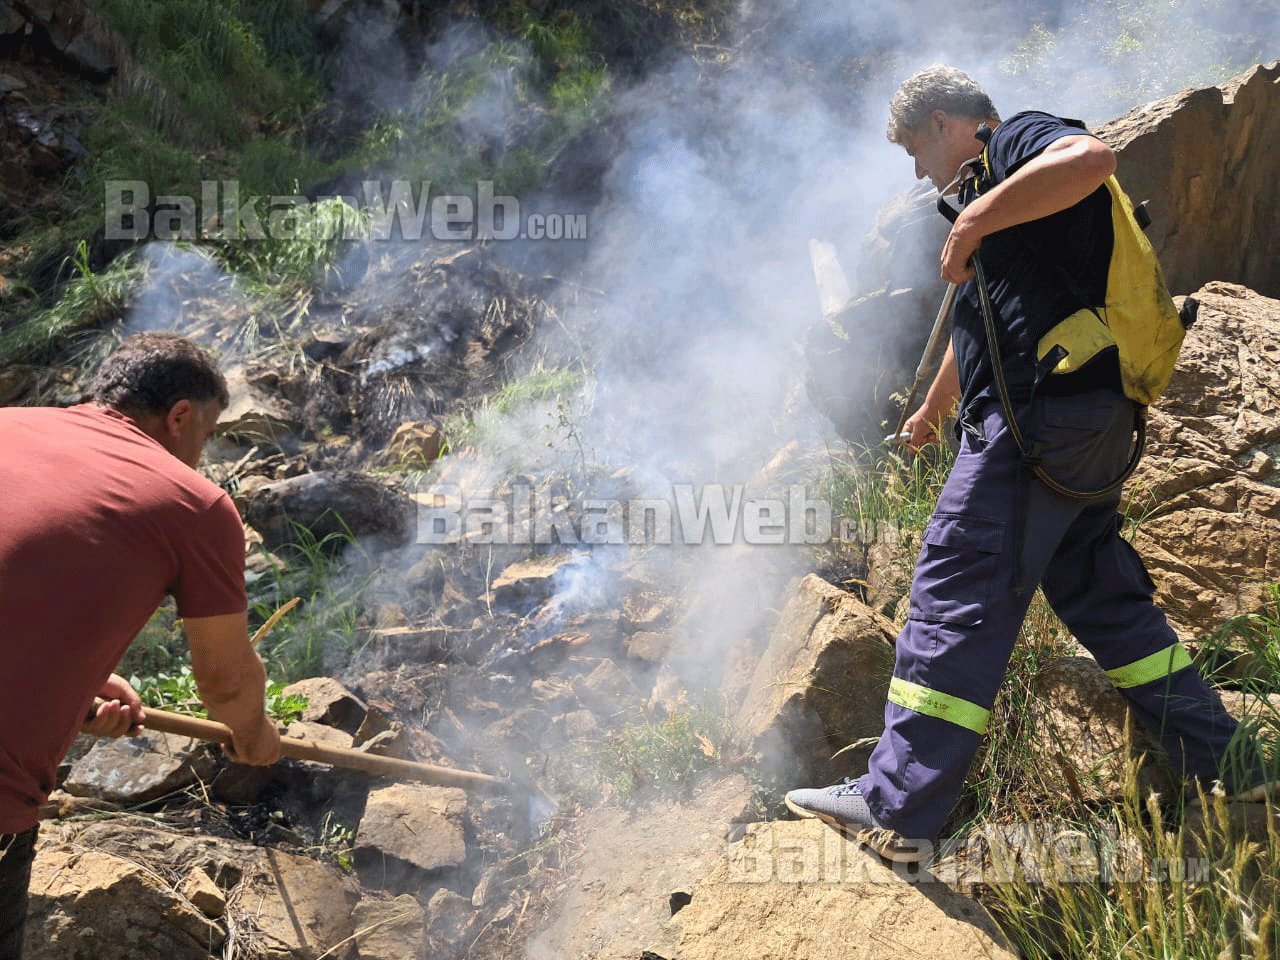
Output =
[{"x1": 887, "y1": 65, "x2": 1000, "y2": 143}]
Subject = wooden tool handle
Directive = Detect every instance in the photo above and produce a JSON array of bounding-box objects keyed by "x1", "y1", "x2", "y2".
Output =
[{"x1": 138, "y1": 705, "x2": 512, "y2": 794}]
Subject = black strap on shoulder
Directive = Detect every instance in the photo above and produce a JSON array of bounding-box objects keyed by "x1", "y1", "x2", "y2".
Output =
[{"x1": 972, "y1": 255, "x2": 1146, "y2": 502}]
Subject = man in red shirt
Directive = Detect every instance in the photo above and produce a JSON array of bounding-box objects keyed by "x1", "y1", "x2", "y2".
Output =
[{"x1": 0, "y1": 332, "x2": 282, "y2": 958}]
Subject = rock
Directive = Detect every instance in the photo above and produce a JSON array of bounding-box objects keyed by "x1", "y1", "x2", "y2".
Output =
[
  {"x1": 358, "y1": 728, "x2": 411, "y2": 760},
  {"x1": 353, "y1": 705, "x2": 395, "y2": 745},
  {"x1": 353, "y1": 895, "x2": 427, "y2": 960},
  {"x1": 1027, "y1": 657, "x2": 1176, "y2": 802},
  {"x1": 528, "y1": 775, "x2": 755, "y2": 960},
  {"x1": 210, "y1": 762, "x2": 276, "y2": 804},
  {"x1": 574, "y1": 658, "x2": 636, "y2": 712},
  {"x1": 560, "y1": 709, "x2": 600, "y2": 740},
  {"x1": 287, "y1": 720, "x2": 356, "y2": 749},
  {"x1": 376, "y1": 420, "x2": 444, "y2": 468},
  {"x1": 672, "y1": 819, "x2": 1017, "y2": 960},
  {"x1": 285, "y1": 676, "x2": 369, "y2": 734},
  {"x1": 1219, "y1": 690, "x2": 1280, "y2": 722},
  {"x1": 62, "y1": 730, "x2": 215, "y2": 805},
  {"x1": 31, "y1": 817, "x2": 360, "y2": 960},
  {"x1": 626, "y1": 630, "x2": 672, "y2": 663},
  {"x1": 240, "y1": 847, "x2": 360, "y2": 959},
  {"x1": 0, "y1": 5, "x2": 26, "y2": 35},
  {"x1": 26, "y1": 845, "x2": 225, "y2": 959},
  {"x1": 734, "y1": 574, "x2": 897, "y2": 788},
  {"x1": 488, "y1": 554, "x2": 580, "y2": 608},
  {"x1": 1099, "y1": 62, "x2": 1280, "y2": 299},
  {"x1": 241, "y1": 470, "x2": 413, "y2": 551},
  {"x1": 805, "y1": 187, "x2": 952, "y2": 443},
  {"x1": 16, "y1": 0, "x2": 125, "y2": 74},
  {"x1": 355, "y1": 784, "x2": 468, "y2": 874},
  {"x1": 426, "y1": 888, "x2": 473, "y2": 946},
  {"x1": 217, "y1": 366, "x2": 303, "y2": 445},
  {"x1": 179, "y1": 867, "x2": 225, "y2": 918},
  {"x1": 1126, "y1": 284, "x2": 1280, "y2": 636}
]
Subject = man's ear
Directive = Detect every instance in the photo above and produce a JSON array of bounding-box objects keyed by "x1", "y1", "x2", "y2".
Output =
[{"x1": 164, "y1": 398, "x2": 194, "y2": 439}]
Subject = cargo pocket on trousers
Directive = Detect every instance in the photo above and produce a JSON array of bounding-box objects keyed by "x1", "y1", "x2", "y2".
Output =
[{"x1": 908, "y1": 514, "x2": 1008, "y2": 626}]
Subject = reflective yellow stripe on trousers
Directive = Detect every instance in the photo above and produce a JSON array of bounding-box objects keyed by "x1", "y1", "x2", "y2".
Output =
[
  {"x1": 1105, "y1": 643, "x2": 1192, "y2": 689},
  {"x1": 887, "y1": 677, "x2": 990, "y2": 735}
]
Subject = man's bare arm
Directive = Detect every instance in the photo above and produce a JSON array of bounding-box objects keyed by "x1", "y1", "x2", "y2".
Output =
[
  {"x1": 184, "y1": 612, "x2": 281, "y2": 765},
  {"x1": 942, "y1": 134, "x2": 1116, "y2": 283},
  {"x1": 904, "y1": 340, "x2": 961, "y2": 451}
]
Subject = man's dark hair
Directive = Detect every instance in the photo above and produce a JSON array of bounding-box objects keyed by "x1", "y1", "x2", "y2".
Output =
[{"x1": 88, "y1": 332, "x2": 229, "y2": 416}]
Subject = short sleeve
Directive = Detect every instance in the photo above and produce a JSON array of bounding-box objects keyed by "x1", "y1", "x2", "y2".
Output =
[
  {"x1": 991, "y1": 112, "x2": 1096, "y2": 180},
  {"x1": 171, "y1": 493, "x2": 247, "y2": 619}
]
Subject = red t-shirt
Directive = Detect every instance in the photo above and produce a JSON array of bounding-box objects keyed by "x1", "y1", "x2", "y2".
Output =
[{"x1": 0, "y1": 404, "x2": 246, "y2": 832}]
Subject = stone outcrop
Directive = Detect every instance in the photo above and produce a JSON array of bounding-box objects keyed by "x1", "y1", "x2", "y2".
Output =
[
  {"x1": 527, "y1": 775, "x2": 756, "y2": 960},
  {"x1": 671, "y1": 819, "x2": 1018, "y2": 960},
  {"x1": 7, "y1": 0, "x2": 126, "y2": 74},
  {"x1": 1099, "y1": 62, "x2": 1280, "y2": 300},
  {"x1": 734, "y1": 575, "x2": 897, "y2": 788},
  {"x1": 27, "y1": 844, "x2": 226, "y2": 959},
  {"x1": 351, "y1": 895, "x2": 427, "y2": 960},
  {"x1": 26, "y1": 821, "x2": 361, "y2": 960},
  {"x1": 1027, "y1": 657, "x2": 1175, "y2": 802},
  {"x1": 1028, "y1": 656, "x2": 1280, "y2": 803},
  {"x1": 1128, "y1": 283, "x2": 1280, "y2": 637}
]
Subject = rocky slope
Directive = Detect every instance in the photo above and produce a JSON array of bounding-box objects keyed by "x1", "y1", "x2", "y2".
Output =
[{"x1": 3, "y1": 2, "x2": 1280, "y2": 955}]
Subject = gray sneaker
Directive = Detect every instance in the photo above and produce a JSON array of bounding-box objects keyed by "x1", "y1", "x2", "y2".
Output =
[{"x1": 784, "y1": 778, "x2": 929, "y2": 863}]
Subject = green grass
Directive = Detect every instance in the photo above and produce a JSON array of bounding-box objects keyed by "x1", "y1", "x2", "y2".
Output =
[
  {"x1": 131, "y1": 663, "x2": 308, "y2": 725},
  {"x1": 987, "y1": 783, "x2": 1280, "y2": 959},
  {"x1": 354, "y1": 12, "x2": 610, "y2": 196},
  {"x1": 247, "y1": 522, "x2": 372, "y2": 683},
  {"x1": 821, "y1": 441, "x2": 954, "y2": 545},
  {"x1": 93, "y1": 0, "x2": 319, "y2": 145},
  {"x1": 442, "y1": 365, "x2": 588, "y2": 453},
  {"x1": 0, "y1": 242, "x2": 146, "y2": 368},
  {"x1": 595, "y1": 691, "x2": 738, "y2": 806}
]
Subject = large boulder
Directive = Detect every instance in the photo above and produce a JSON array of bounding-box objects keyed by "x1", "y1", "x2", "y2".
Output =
[
  {"x1": 240, "y1": 470, "x2": 413, "y2": 551},
  {"x1": 672, "y1": 819, "x2": 1017, "y2": 960},
  {"x1": 1127, "y1": 283, "x2": 1280, "y2": 637},
  {"x1": 526, "y1": 775, "x2": 755, "y2": 960},
  {"x1": 27, "y1": 846, "x2": 225, "y2": 959},
  {"x1": 1027, "y1": 657, "x2": 1176, "y2": 802},
  {"x1": 734, "y1": 575, "x2": 897, "y2": 789},
  {"x1": 1027, "y1": 657, "x2": 1279, "y2": 804},
  {"x1": 1099, "y1": 62, "x2": 1280, "y2": 299}
]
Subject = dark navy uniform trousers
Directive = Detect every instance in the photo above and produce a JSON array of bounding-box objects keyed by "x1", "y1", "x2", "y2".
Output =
[{"x1": 859, "y1": 388, "x2": 1245, "y2": 842}]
